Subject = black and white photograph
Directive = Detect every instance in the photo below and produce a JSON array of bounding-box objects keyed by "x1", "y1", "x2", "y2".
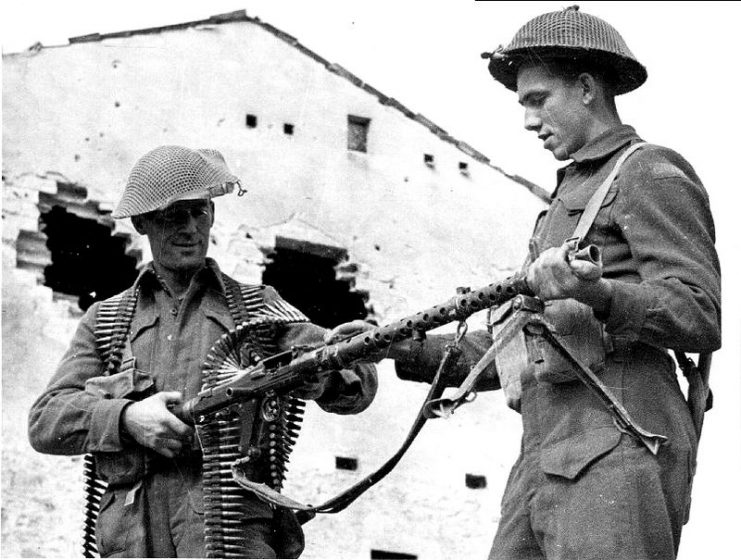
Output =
[{"x1": 2, "y1": 1, "x2": 740, "y2": 558}]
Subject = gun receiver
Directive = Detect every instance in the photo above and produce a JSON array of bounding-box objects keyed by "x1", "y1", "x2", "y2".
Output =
[{"x1": 174, "y1": 244, "x2": 602, "y2": 424}]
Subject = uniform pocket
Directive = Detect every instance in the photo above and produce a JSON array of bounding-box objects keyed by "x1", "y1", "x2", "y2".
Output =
[
  {"x1": 86, "y1": 361, "x2": 155, "y2": 486},
  {"x1": 487, "y1": 301, "x2": 530, "y2": 412},
  {"x1": 84, "y1": 358, "x2": 155, "y2": 400},
  {"x1": 96, "y1": 486, "x2": 146, "y2": 557},
  {"x1": 540, "y1": 427, "x2": 622, "y2": 480},
  {"x1": 529, "y1": 299, "x2": 607, "y2": 384},
  {"x1": 272, "y1": 507, "x2": 305, "y2": 559}
]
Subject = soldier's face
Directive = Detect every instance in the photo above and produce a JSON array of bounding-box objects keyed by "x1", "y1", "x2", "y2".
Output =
[
  {"x1": 516, "y1": 64, "x2": 591, "y2": 161},
  {"x1": 135, "y1": 199, "x2": 214, "y2": 274}
]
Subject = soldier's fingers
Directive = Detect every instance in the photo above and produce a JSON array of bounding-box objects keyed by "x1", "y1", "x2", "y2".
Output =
[
  {"x1": 324, "y1": 320, "x2": 373, "y2": 344},
  {"x1": 159, "y1": 391, "x2": 183, "y2": 406},
  {"x1": 570, "y1": 260, "x2": 602, "y2": 281},
  {"x1": 154, "y1": 437, "x2": 183, "y2": 457},
  {"x1": 162, "y1": 415, "x2": 194, "y2": 439}
]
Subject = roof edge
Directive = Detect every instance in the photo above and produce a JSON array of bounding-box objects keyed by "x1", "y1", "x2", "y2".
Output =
[{"x1": 48, "y1": 9, "x2": 547, "y2": 200}]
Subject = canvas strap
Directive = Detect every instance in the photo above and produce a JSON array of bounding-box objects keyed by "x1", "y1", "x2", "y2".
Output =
[
  {"x1": 569, "y1": 141, "x2": 647, "y2": 245},
  {"x1": 568, "y1": 141, "x2": 712, "y2": 437}
]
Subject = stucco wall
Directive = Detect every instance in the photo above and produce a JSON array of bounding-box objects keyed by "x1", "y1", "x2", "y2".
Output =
[{"x1": 2, "y1": 18, "x2": 545, "y2": 559}]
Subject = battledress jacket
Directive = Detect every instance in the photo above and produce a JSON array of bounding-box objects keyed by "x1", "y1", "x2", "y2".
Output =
[
  {"x1": 396, "y1": 124, "x2": 721, "y2": 480},
  {"x1": 28, "y1": 258, "x2": 378, "y2": 468}
]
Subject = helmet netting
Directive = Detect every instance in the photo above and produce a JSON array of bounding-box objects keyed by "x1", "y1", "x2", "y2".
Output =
[{"x1": 112, "y1": 145, "x2": 240, "y2": 218}]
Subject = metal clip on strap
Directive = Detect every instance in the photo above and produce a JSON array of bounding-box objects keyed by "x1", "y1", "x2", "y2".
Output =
[{"x1": 425, "y1": 295, "x2": 541, "y2": 419}]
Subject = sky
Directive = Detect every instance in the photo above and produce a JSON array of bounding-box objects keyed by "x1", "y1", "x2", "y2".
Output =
[{"x1": 3, "y1": 0, "x2": 741, "y2": 557}]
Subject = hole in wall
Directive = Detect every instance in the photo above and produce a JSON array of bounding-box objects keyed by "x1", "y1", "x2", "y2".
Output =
[
  {"x1": 40, "y1": 206, "x2": 138, "y2": 311},
  {"x1": 262, "y1": 242, "x2": 368, "y2": 329}
]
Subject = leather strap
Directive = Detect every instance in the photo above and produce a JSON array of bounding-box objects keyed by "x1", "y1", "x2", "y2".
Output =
[{"x1": 232, "y1": 335, "x2": 464, "y2": 520}]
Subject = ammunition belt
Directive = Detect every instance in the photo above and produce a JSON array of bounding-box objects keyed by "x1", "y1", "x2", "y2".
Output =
[
  {"x1": 201, "y1": 276, "x2": 309, "y2": 558},
  {"x1": 84, "y1": 276, "x2": 309, "y2": 558},
  {"x1": 198, "y1": 317, "x2": 307, "y2": 558},
  {"x1": 83, "y1": 287, "x2": 139, "y2": 557}
]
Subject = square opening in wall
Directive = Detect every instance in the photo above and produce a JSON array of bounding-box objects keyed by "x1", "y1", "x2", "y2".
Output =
[
  {"x1": 348, "y1": 115, "x2": 370, "y2": 152},
  {"x1": 246, "y1": 114, "x2": 258, "y2": 128},
  {"x1": 465, "y1": 473, "x2": 487, "y2": 489},
  {"x1": 424, "y1": 153, "x2": 435, "y2": 167},
  {"x1": 335, "y1": 456, "x2": 359, "y2": 471},
  {"x1": 283, "y1": 123, "x2": 294, "y2": 135},
  {"x1": 459, "y1": 161, "x2": 469, "y2": 174}
]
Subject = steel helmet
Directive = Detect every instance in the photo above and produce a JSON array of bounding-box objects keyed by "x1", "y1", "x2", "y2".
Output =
[
  {"x1": 112, "y1": 145, "x2": 242, "y2": 218},
  {"x1": 484, "y1": 5, "x2": 647, "y2": 95}
]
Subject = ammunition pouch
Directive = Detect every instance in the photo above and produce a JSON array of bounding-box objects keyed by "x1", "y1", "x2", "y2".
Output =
[
  {"x1": 272, "y1": 507, "x2": 305, "y2": 558},
  {"x1": 84, "y1": 359, "x2": 156, "y2": 487},
  {"x1": 525, "y1": 299, "x2": 607, "y2": 384},
  {"x1": 488, "y1": 298, "x2": 610, "y2": 410},
  {"x1": 487, "y1": 301, "x2": 530, "y2": 411}
]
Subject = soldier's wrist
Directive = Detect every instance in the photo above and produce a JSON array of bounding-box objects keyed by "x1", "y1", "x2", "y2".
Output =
[
  {"x1": 579, "y1": 278, "x2": 614, "y2": 317},
  {"x1": 119, "y1": 401, "x2": 137, "y2": 445}
]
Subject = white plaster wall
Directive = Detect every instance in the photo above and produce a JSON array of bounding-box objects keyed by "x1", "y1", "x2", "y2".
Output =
[{"x1": 3, "y1": 20, "x2": 545, "y2": 559}]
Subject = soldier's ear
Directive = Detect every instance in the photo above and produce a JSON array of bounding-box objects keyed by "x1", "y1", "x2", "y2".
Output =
[
  {"x1": 209, "y1": 201, "x2": 215, "y2": 226},
  {"x1": 578, "y1": 72, "x2": 597, "y2": 105}
]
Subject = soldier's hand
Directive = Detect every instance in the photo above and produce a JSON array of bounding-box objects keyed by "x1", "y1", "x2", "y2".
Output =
[
  {"x1": 527, "y1": 242, "x2": 612, "y2": 314},
  {"x1": 325, "y1": 320, "x2": 410, "y2": 362},
  {"x1": 324, "y1": 320, "x2": 376, "y2": 345},
  {"x1": 527, "y1": 242, "x2": 602, "y2": 300},
  {"x1": 121, "y1": 391, "x2": 194, "y2": 458}
]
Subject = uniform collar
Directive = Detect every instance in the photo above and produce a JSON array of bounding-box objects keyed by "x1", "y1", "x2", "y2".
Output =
[
  {"x1": 570, "y1": 124, "x2": 641, "y2": 163},
  {"x1": 135, "y1": 257, "x2": 226, "y2": 295}
]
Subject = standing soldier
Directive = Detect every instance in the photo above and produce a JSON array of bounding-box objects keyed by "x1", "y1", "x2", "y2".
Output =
[
  {"x1": 331, "y1": 6, "x2": 720, "y2": 560},
  {"x1": 28, "y1": 145, "x2": 377, "y2": 558}
]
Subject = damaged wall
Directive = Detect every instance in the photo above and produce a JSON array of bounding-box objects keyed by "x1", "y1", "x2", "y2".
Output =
[{"x1": 2, "y1": 11, "x2": 546, "y2": 559}]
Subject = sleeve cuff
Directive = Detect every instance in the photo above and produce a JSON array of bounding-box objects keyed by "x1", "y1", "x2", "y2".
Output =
[
  {"x1": 88, "y1": 398, "x2": 133, "y2": 452},
  {"x1": 603, "y1": 280, "x2": 652, "y2": 343}
]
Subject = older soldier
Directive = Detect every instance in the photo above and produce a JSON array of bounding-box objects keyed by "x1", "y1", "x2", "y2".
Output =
[
  {"x1": 28, "y1": 146, "x2": 377, "y2": 558},
  {"x1": 331, "y1": 6, "x2": 720, "y2": 560}
]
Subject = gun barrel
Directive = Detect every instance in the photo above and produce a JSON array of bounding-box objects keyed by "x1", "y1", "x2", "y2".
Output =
[
  {"x1": 308, "y1": 243, "x2": 599, "y2": 371},
  {"x1": 308, "y1": 269, "x2": 532, "y2": 372},
  {"x1": 180, "y1": 245, "x2": 598, "y2": 420}
]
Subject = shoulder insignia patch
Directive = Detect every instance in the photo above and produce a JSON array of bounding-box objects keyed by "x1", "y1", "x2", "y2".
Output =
[{"x1": 650, "y1": 162, "x2": 686, "y2": 180}]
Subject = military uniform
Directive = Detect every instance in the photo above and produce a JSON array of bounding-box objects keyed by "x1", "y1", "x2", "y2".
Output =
[
  {"x1": 396, "y1": 123, "x2": 720, "y2": 559},
  {"x1": 28, "y1": 259, "x2": 377, "y2": 557},
  {"x1": 28, "y1": 146, "x2": 378, "y2": 558},
  {"x1": 394, "y1": 6, "x2": 720, "y2": 558}
]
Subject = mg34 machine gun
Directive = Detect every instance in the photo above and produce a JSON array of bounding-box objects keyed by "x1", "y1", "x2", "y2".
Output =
[
  {"x1": 82, "y1": 245, "x2": 667, "y2": 558},
  {"x1": 162, "y1": 244, "x2": 666, "y2": 549}
]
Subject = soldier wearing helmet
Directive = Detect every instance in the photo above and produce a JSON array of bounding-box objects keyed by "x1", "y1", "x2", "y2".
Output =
[
  {"x1": 331, "y1": 6, "x2": 720, "y2": 559},
  {"x1": 28, "y1": 146, "x2": 378, "y2": 558}
]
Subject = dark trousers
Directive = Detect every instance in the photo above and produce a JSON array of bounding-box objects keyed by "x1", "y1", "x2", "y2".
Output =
[
  {"x1": 95, "y1": 460, "x2": 278, "y2": 558},
  {"x1": 488, "y1": 434, "x2": 694, "y2": 560}
]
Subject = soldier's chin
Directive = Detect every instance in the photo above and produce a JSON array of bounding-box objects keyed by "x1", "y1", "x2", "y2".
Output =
[
  {"x1": 172, "y1": 251, "x2": 206, "y2": 269},
  {"x1": 550, "y1": 146, "x2": 570, "y2": 161}
]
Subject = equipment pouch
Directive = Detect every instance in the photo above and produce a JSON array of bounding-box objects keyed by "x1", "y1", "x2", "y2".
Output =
[
  {"x1": 85, "y1": 358, "x2": 156, "y2": 486},
  {"x1": 487, "y1": 301, "x2": 530, "y2": 412},
  {"x1": 527, "y1": 299, "x2": 606, "y2": 384},
  {"x1": 272, "y1": 507, "x2": 305, "y2": 558}
]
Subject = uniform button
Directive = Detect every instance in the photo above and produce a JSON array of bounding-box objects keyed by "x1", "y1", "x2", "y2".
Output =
[
  {"x1": 167, "y1": 334, "x2": 173, "y2": 341},
  {"x1": 170, "y1": 308, "x2": 178, "y2": 316}
]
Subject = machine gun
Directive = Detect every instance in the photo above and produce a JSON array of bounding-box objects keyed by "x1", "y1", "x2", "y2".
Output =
[
  {"x1": 172, "y1": 243, "x2": 664, "y2": 455},
  {"x1": 173, "y1": 266, "x2": 528, "y2": 424},
  {"x1": 166, "y1": 243, "x2": 666, "y2": 530},
  {"x1": 172, "y1": 245, "x2": 601, "y2": 425}
]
